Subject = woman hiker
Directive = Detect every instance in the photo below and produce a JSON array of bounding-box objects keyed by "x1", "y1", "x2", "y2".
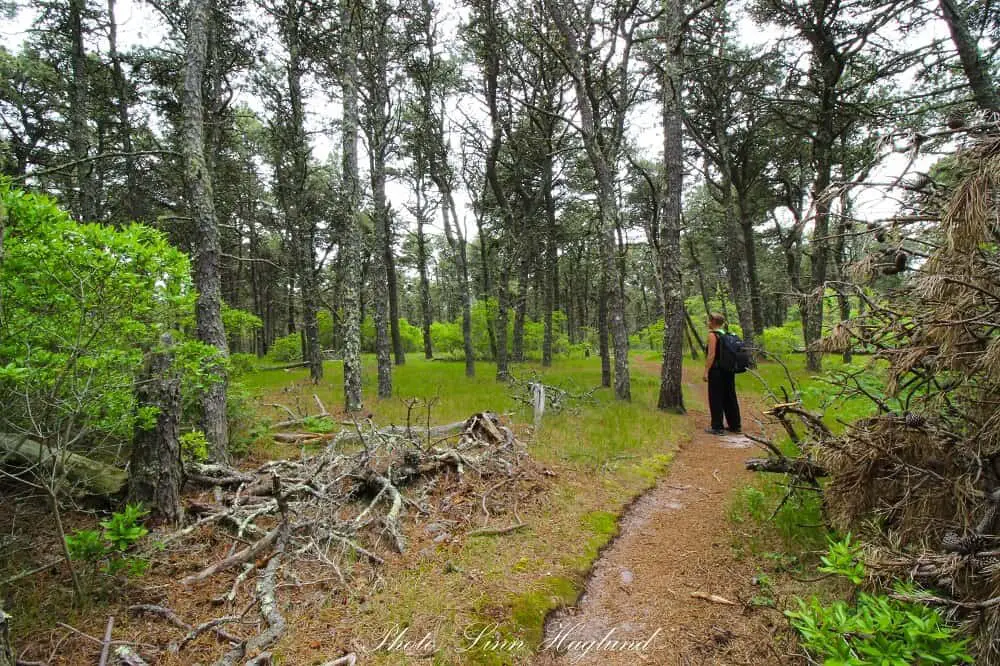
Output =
[{"x1": 703, "y1": 312, "x2": 741, "y2": 435}]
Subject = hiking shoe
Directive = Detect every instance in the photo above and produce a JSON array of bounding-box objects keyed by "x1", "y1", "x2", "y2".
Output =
[
  {"x1": 727, "y1": 427, "x2": 742, "y2": 434},
  {"x1": 704, "y1": 428, "x2": 725, "y2": 436}
]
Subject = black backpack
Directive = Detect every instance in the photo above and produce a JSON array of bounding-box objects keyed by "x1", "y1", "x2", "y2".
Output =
[{"x1": 714, "y1": 331, "x2": 751, "y2": 373}]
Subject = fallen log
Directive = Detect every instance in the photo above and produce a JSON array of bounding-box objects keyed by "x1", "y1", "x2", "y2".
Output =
[
  {"x1": 0, "y1": 433, "x2": 127, "y2": 496},
  {"x1": 745, "y1": 457, "x2": 828, "y2": 480}
]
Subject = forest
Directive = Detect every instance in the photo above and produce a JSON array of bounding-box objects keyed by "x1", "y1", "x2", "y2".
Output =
[{"x1": 0, "y1": 0, "x2": 999, "y2": 662}]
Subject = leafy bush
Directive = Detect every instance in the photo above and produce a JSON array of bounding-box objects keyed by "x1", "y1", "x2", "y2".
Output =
[
  {"x1": 180, "y1": 430, "x2": 209, "y2": 462},
  {"x1": 65, "y1": 504, "x2": 150, "y2": 582},
  {"x1": 760, "y1": 323, "x2": 801, "y2": 356},
  {"x1": 0, "y1": 182, "x2": 195, "y2": 454},
  {"x1": 267, "y1": 332, "x2": 302, "y2": 363},
  {"x1": 788, "y1": 537, "x2": 973, "y2": 665}
]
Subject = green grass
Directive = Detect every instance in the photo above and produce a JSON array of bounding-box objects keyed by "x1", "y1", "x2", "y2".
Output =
[{"x1": 240, "y1": 352, "x2": 694, "y2": 665}]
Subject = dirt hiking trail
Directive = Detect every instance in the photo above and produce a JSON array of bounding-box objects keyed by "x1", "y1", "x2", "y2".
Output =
[{"x1": 533, "y1": 378, "x2": 789, "y2": 666}]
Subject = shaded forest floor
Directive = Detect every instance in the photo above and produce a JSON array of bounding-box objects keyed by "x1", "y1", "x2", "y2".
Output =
[{"x1": 2, "y1": 352, "x2": 842, "y2": 664}]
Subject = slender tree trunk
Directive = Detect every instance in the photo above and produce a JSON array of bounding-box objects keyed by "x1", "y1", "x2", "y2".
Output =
[
  {"x1": 738, "y1": 209, "x2": 765, "y2": 337},
  {"x1": 687, "y1": 238, "x2": 712, "y2": 317},
  {"x1": 69, "y1": 0, "x2": 92, "y2": 221},
  {"x1": 805, "y1": 143, "x2": 832, "y2": 371},
  {"x1": 598, "y1": 263, "x2": 611, "y2": 387},
  {"x1": 372, "y1": 170, "x2": 393, "y2": 397},
  {"x1": 938, "y1": 0, "x2": 1000, "y2": 112},
  {"x1": 835, "y1": 193, "x2": 853, "y2": 362},
  {"x1": 511, "y1": 256, "x2": 528, "y2": 362},
  {"x1": 129, "y1": 335, "x2": 183, "y2": 525},
  {"x1": 542, "y1": 168, "x2": 557, "y2": 366},
  {"x1": 281, "y1": 1, "x2": 322, "y2": 381},
  {"x1": 387, "y1": 246, "x2": 405, "y2": 365},
  {"x1": 658, "y1": 15, "x2": 685, "y2": 412},
  {"x1": 182, "y1": 0, "x2": 229, "y2": 461},
  {"x1": 341, "y1": 0, "x2": 364, "y2": 411},
  {"x1": 476, "y1": 212, "x2": 499, "y2": 360},
  {"x1": 416, "y1": 210, "x2": 434, "y2": 359},
  {"x1": 107, "y1": 0, "x2": 137, "y2": 221},
  {"x1": 496, "y1": 267, "x2": 510, "y2": 380}
]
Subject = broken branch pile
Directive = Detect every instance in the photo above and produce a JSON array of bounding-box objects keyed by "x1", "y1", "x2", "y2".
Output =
[{"x1": 125, "y1": 411, "x2": 534, "y2": 665}]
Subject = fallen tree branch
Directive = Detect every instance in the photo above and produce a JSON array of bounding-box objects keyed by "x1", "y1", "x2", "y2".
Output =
[
  {"x1": 128, "y1": 605, "x2": 241, "y2": 648},
  {"x1": 181, "y1": 522, "x2": 284, "y2": 586},
  {"x1": 212, "y1": 526, "x2": 289, "y2": 666},
  {"x1": 745, "y1": 457, "x2": 828, "y2": 480},
  {"x1": 468, "y1": 522, "x2": 527, "y2": 537},
  {"x1": 98, "y1": 616, "x2": 114, "y2": 666}
]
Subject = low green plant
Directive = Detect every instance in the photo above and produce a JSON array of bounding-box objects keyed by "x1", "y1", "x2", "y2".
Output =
[
  {"x1": 65, "y1": 503, "x2": 150, "y2": 585},
  {"x1": 818, "y1": 533, "x2": 865, "y2": 584},
  {"x1": 180, "y1": 430, "x2": 209, "y2": 462},
  {"x1": 788, "y1": 538, "x2": 973, "y2": 665}
]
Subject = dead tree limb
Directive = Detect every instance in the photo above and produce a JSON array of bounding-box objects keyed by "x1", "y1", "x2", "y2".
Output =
[
  {"x1": 180, "y1": 522, "x2": 283, "y2": 586},
  {"x1": 746, "y1": 457, "x2": 828, "y2": 480}
]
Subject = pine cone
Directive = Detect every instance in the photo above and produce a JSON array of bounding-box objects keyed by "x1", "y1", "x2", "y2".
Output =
[{"x1": 904, "y1": 412, "x2": 926, "y2": 428}]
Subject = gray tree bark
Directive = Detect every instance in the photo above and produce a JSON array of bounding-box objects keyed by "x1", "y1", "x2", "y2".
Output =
[
  {"x1": 341, "y1": 0, "x2": 364, "y2": 411},
  {"x1": 69, "y1": 0, "x2": 93, "y2": 221},
  {"x1": 545, "y1": 0, "x2": 631, "y2": 400},
  {"x1": 657, "y1": 2, "x2": 685, "y2": 412},
  {"x1": 128, "y1": 335, "x2": 183, "y2": 525},
  {"x1": 278, "y1": 0, "x2": 322, "y2": 382},
  {"x1": 181, "y1": 0, "x2": 229, "y2": 461}
]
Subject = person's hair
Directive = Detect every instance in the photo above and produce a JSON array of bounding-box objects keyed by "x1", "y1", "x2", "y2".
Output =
[{"x1": 708, "y1": 312, "x2": 726, "y2": 328}]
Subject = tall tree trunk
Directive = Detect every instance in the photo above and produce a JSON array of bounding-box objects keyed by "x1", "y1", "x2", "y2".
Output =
[
  {"x1": 939, "y1": 0, "x2": 1000, "y2": 112},
  {"x1": 738, "y1": 208, "x2": 765, "y2": 338},
  {"x1": 387, "y1": 246, "x2": 405, "y2": 365},
  {"x1": 475, "y1": 212, "x2": 499, "y2": 360},
  {"x1": 511, "y1": 256, "x2": 529, "y2": 362},
  {"x1": 416, "y1": 206, "x2": 434, "y2": 359},
  {"x1": 723, "y1": 206, "x2": 755, "y2": 343},
  {"x1": 687, "y1": 237, "x2": 712, "y2": 317},
  {"x1": 341, "y1": 0, "x2": 364, "y2": 411},
  {"x1": 542, "y1": 159, "x2": 557, "y2": 366},
  {"x1": 372, "y1": 166, "x2": 393, "y2": 398},
  {"x1": 281, "y1": 0, "x2": 322, "y2": 381},
  {"x1": 835, "y1": 192, "x2": 853, "y2": 362},
  {"x1": 69, "y1": 0, "x2": 92, "y2": 221},
  {"x1": 496, "y1": 267, "x2": 510, "y2": 380},
  {"x1": 129, "y1": 335, "x2": 183, "y2": 525},
  {"x1": 438, "y1": 190, "x2": 475, "y2": 377},
  {"x1": 805, "y1": 143, "x2": 832, "y2": 371},
  {"x1": 598, "y1": 263, "x2": 611, "y2": 387},
  {"x1": 657, "y1": 13, "x2": 685, "y2": 412},
  {"x1": 107, "y1": 0, "x2": 137, "y2": 221},
  {"x1": 182, "y1": 0, "x2": 229, "y2": 461}
]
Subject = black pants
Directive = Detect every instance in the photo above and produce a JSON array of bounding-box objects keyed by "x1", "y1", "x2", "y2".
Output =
[{"x1": 708, "y1": 367, "x2": 741, "y2": 431}]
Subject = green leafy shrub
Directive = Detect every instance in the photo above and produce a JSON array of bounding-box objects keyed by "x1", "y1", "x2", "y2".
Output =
[
  {"x1": 180, "y1": 430, "x2": 209, "y2": 462},
  {"x1": 0, "y1": 182, "x2": 194, "y2": 451},
  {"x1": 760, "y1": 323, "x2": 801, "y2": 356},
  {"x1": 818, "y1": 534, "x2": 865, "y2": 585},
  {"x1": 788, "y1": 537, "x2": 973, "y2": 665},
  {"x1": 100, "y1": 503, "x2": 149, "y2": 552},
  {"x1": 66, "y1": 504, "x2": 150, "y2": 585},
  {"x1": 266, "y1": 332, "x2": 302, "y2": 363}
]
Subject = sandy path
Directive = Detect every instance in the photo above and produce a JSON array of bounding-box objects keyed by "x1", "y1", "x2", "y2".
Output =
[{"x1": 533, "y1": 383, "x2": 787, "y2": 666}]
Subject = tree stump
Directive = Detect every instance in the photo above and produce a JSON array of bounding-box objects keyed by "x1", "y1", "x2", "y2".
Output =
[{"x1": 128, "y1": 334, "x2": 183, "y2": 525}]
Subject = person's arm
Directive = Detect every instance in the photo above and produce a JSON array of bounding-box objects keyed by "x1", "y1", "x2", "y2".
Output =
[{"x1": 704, "y1": 332, "x2": 716, "y2": 382}]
